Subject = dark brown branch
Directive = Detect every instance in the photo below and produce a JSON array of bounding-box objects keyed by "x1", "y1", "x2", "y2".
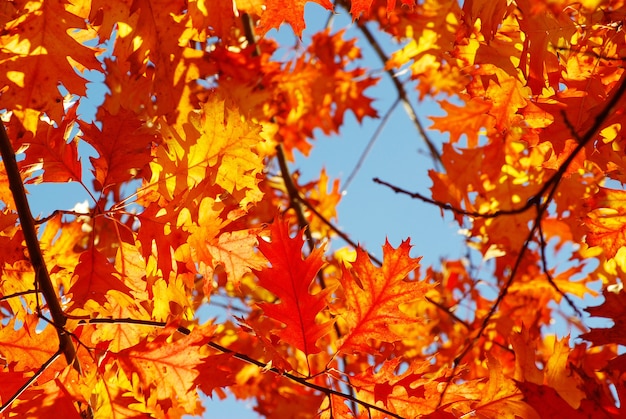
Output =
[
  {"x1": 275, "y1": 144, "x2": 324, "y2": 266},
  {"x1": 0, "y1": 289, "x2": 39, "y2": 302},
  {"x1": 353, "y1": 18, "x2": 442, "y2": 166},
  {"x1": 373, "y1": 177, "x2": 538, "y2": 219},
  {"x1": 0, "y1": 122, "x2": 79, "y2": 372}
]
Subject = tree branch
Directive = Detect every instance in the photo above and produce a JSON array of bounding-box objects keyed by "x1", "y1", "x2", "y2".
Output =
[
  {"x1": 437, "y1": 67, "x2": 626, "y2": 407},
  {"x1": 0, "y1": 121, "x2": 80, "y2": 372},
  {"x1": 80, "y1": 317, "x2": 406, "y2": 419},
  {"x1": 350, "y1": 14, "x2": 442, "y2": 166}
]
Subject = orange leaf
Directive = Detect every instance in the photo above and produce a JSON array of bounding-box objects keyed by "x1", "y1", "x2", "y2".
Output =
[
  {"x1": 545, "y1": 337, "x2": 585, "y2": 409},
  {"x1": 0, "y1": 0, "x2": 100, "y2": 121},
  {"x1": 16, "y1": 103, "x2": 82, "y2": 184},
  {"x1": 517, "y1": 381, "x2": 616, "y2": 419},
  {"x1": 258, "y1": 0, "x2": 334, "y2": 37},
  {"x1": 582, "y1": 288, "x2": 626, "y2": 349},
  {"x1": 69, "y1": 248, "x2": 132, "y2": 308},
  {"x1": 583, "y1": 187, "x2": 626, "y2": 259},
  {"x1": 337, "y1": 240, "x2": 427, "y2": 354},
  {"x1": 473, "y1": 353, "x2": 539, "y2": 419},
  {"x1": 255, "y1": 218, "x2": 333, "y2": 357},
  {"x1": 113, "y1": 326, "x2": 214, "y2": 412},
  {"x1": 0, "y1": 316, "x2": 58, "y2": 371},
  {"x1": 150, "y1": 94, "x2": 265, "y2": 205},
  {"x1": 350, "y1": 0, "x2": 416, "y2": 18},
  {"x1": 430, "y1": 97, "x2": 493, "y2": 147}
]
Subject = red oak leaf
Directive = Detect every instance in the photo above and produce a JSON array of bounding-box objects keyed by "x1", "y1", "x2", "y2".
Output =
[{"x1": 255, "y1": 218, "x2": 333, "y2": 357}]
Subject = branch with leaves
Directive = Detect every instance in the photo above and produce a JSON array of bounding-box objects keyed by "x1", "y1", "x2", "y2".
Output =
[{"x1": 2, "y1": 1, "x2": 626, "y2": 418}]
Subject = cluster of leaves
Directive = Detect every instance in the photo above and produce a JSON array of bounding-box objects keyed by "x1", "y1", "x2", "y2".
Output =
[{"x1": 1, "y1": 0, "x2": 626, "y2": 417}]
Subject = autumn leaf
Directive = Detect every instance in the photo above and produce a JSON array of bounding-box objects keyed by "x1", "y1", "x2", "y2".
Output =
[
  {"x1": 517, "y1": 381, "x2": 619, "y2": 419},
  {"x1": 473, "y1": 353, "x2": 540, "y2": 419},
  {"x1": 581, "y1": 288, "x2": 626, "y2": 374},
  {"x1": 430, "y1": 96, "x2": 493, "y2": 147},
  {"x1": 0, "y1": 316, "x2": 58, "y2": 372},
  {"x1": 0, "y1": 0, "x2": 100, "y2": 121},
  {"x1": 583, "y1": 187, "x2": 626, "y2": 259},
  {"x1": 79, "y1": 107, "x2": 156, "y2": 193},
  {"x1": 149, "y1": 94, "x2": 265, "y2": 205},
  {"x1": 112, "y1": 326, "x2": 214, "y2": 412},
  {"x1": 255, "y1": 218, "x2": 333, "y2": 357},
  {"x1": 349, "y1": 358, "x2": 440, "y2": 417},
  {"x1": 350, "y1": 0, "x2": 417, "y2": 18},
  {"x1": 14, "y1": 103, "x2": 82, "y2": 184},
  {"x1": 337, "y1": 240, "x2": 427, "y2": 354},
  {"x1": 68, "y1": 248, "x2": 132, "y2": 309},
  {"x1": 257, "y1": 0, "x2": 334, "y2": 37}
]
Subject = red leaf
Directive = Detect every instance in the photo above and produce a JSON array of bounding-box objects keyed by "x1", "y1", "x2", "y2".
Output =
[
  {"x1": 79, "y1": 107, "x2": 155, "y2": 193},
  {"x1": 255, "y1": 218, "x2": 333, "y2": 357},
  {"x1": 69, "y1": 248, "x2": 132, "y2": 308},
  {"x1": 16, "y1": 103, "x2": 82, "y2": 184}
]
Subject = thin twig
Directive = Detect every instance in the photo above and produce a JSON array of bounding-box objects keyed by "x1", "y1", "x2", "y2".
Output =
[
  {"x1": 343, "y1": 98, "x2": 400, "y2": 192},
  {"x1": 295, "y1": 194, "x2": 383, "y2": 266},
  {"x1": 352, "y1": 17, "x2": 442, "y2": 166},
  {"x1": 373, "y1": 177, "x2": 538, "y2": 218},
  {"x1": 537, "y1": 222, "x2": 583, "y2": 317},
  {"x1": 79, "y1": 317, "x2": 406, "y2": 419},
  {"x1": 424, "y1": 296, "x2": 470, "y2": 330},
  {"x1": 34, "y1": 209, "x2": 84, "y2": 225},
  {"x1": 0, "y1": 289, "x2": 39, "y2": 302}
]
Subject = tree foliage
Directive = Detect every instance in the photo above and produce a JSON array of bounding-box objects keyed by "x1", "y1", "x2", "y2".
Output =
[{"x1": 1, "y1": 0, "x2": 626, "y2": 417}]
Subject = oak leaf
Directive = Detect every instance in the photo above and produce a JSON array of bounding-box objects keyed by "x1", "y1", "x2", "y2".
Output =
[
  {"x1": 430, "y1": 97, "x2": 493, "y2": 147},
  {"x1": 583, "y1": 187, "x2": 626, "y2": 259},
  {"x1": 15, "y1": 103, "x2": 82, "y2": 184},
  {"x1": 112, "y1": 326, "x2": 215, "y2": 413},
  {"x1": 257, "y1": 0, "x2": 333, "y2": 37},
  {"x1": 68, "y1": 248, "x2": 132, "y2": 309},
  {"x1": 0, "y1": 316, "x2": 58, "y2": 372},
  {"x1": 473, "y1": 353, "x2": 540, "y2": 419},
  {"x1": 79, "y1": 107, "x2": 155, "y2": 193},
  {"x1": 337, "y1": 239, "x2": 427, "y2": 354},
  {"x1": 255, "y1": 218, "x2": 333, "y2": 357},
  {"x1": 517, "y1": 381, "x2": 619, "y2": 419},
  {"x1": 350, "y1": 0, "x2": 417, "y2": 18},
  {"x1": 0, "y1": 0, "x2": 100, "y2": 121},
  {"x1": 582, "y1": 288, "x2": 626, "y2": 374},
  {"x1": 150, "y1": 95, "x2": 264, "y2": 205}
]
